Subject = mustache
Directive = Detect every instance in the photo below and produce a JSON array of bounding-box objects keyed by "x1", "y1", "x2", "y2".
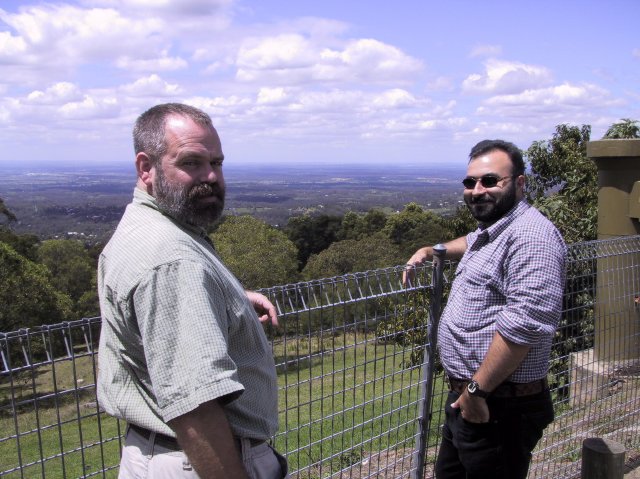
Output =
[
  {"x1": 469, "y1": 195, "x2": 493, "y2": 204},
  {"x1": 188, "y1": 183, "x2": 224, "y2": 200}
]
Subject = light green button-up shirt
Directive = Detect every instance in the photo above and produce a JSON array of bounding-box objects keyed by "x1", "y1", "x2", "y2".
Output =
[{"x1": 97, "y1": 188, "x2": 278, "y2": 440}]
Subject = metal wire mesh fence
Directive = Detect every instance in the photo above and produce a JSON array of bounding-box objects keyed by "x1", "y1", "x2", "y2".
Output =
[{"x1": 1, "y1": 236, "x2": 639, "y2": 478}]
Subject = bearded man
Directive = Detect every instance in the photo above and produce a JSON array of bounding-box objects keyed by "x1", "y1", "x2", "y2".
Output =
[
  {"x1": 97, "y1": 103, "x2": 287, "y2": 479},
  {"x1": 404, "y1": 139, "x2": 566, "y2": 479}
]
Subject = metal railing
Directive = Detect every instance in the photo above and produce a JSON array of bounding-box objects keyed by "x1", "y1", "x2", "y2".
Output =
[{"x1": 1, "y1": 236, "x2": 640, "y2": 478}]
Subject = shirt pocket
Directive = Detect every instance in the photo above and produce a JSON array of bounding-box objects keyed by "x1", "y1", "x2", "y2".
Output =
[{"x1": 450, "y1": 265, "x2": 504, "y2": 332}]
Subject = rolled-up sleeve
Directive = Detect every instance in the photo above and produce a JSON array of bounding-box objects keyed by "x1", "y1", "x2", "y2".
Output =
[{"x1": 496, "y1": 227, "x2": 566, "y2": 346}]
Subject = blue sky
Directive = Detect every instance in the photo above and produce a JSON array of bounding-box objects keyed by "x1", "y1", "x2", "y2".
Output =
[{"x1": 0, "y1": 0, "x2": 638, "y2": 168}]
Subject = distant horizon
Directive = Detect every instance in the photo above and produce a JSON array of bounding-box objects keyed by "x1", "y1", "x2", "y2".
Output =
[{"x1": 0, "y1": 159, "x2": 469, "y2": 174}]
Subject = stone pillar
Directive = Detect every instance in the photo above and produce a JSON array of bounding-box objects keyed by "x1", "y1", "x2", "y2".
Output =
[{"x1": 587, "y1": 139, "x2": 640, "y2": 361}]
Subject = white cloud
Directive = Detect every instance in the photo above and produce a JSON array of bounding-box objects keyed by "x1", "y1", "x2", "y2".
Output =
[
  {"x1": 462, "y1": 59, "x2": 553, "y2": 95},
  {"x1": 120, "y1": 74, "x2": 182, "y2": 97},
  {"x1": 186, "y1": 95, "x2": 253, "y2": 120},
  {"x1": 26, "y1": 82, "x2": 83, "y2": 104},
  {"x1": 58, "y1": 95, "x2": 120, "y2": 120},
  {"x1": 371, "y1": 89, "x2": 418, "y2": 109},
  {"x1": 288, "y1": 90, "x2": 364, "y2": 112},
  {"x1": 474, "y1": 83, "x2": 625, "y2": 138},
  {"x1": 427, "y1": 76, "x2": 455, "y2": 92},
  {"x1": 176, "y1": 86, "x2": 459, "y2": 145},
  {"x1": 236, "y1": 36, "x2": 423, "y2": 84},
  {"x1": 237, "y1": 34, "x2": 316, "y2": 70},
  {"x1": 256, "y1": 87, "x2": 289, "y2": 105},
  {"x1": 469, "y1": 44, "x2": 502, "y2": 58},
  {"x1": 481, "y1": 83, "x2": 613, "y2": 110},
  {"x1": 0, "y1": 100, "x2": 12, "y2": 124},
  {"x1": 335, "y1": 39, "x2": 423, "y2": 79},
  {"x1": 0, "y1": 30, "x2": 28, "y2": 58},
  {"x1": 633, "y1": 48, "x2": 640, "y2": 58},
  {"x1": 0, "y1": 5, "x2": 165, "y2": 70},
  {"x1": 116, "y1": 52, "x2": 188, "y2": 72}
]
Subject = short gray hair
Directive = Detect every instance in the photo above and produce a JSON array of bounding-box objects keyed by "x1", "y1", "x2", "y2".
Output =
[{"x1": 132, "y1": 103, "x2": 213, "y2": 165}]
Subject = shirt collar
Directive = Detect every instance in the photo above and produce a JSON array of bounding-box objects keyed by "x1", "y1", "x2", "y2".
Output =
[{"x1": 476, "y1": 199, "x2": 530, "y2": 242}]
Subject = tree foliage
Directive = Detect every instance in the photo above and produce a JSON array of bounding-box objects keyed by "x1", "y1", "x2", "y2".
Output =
[
  {"x1": 525, "y1": 124, "x2": 597, "y2": 243},
  {"x1": 302, "y1": 232, "x2": 401, "y2": 279},
  {"x1": 0, "y1": 228, "x2": 40, "y2": 261},
  {"x1": 0, "y1": 198, "x2": 17, "y2": 223},
  {"x1": 603, "y1": 118, "x2": 640, "y2": 139},
  {"x1": 0, "y1": 241, "x2": 73, "y2": 332},
  {"x1": 212, "y1": 215, "x2": 299, "y2": 289},
  {"x1": 383, "y1": 202, "x2": 455, "y2": 257},
  {"x1": 338, "y1": 208, "x2": 387, "y2": 241},
  {"x1": 285, "y1": 214, "x2": 343, "y2": 270},
  {"x1": 38, "y1": 240, "x2": 95, "y2": 302},
  {"x1": 444, "y1": 205, "x2": 477, "y2": 238}
]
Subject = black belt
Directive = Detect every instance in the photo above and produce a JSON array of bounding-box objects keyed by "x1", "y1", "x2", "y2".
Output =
[
  {"x1": 126, "y1": 423, "x2": 265, "y2": 454},
  {"x1": 447, "y1": 377, "x2": 549, "y2": 398},
  {"x1": 127, "y1": 424, "x2": 181, "y2": 453}
]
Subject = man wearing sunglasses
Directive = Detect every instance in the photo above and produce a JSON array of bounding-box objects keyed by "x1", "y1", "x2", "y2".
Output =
[{"x1": 404, "y1": 139, "x2": 566, "y2": 479}]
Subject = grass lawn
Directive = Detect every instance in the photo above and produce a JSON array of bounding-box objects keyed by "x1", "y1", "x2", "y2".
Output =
[
  {"x1": 272, "y1": 330, "x2": 447, "y2": 476},
  {"x1": 1, "y1": 332, "x2": 444, "y2": 478},
  {"x1": 1, "y1": 353, "x2": 123, "y2": 478}
]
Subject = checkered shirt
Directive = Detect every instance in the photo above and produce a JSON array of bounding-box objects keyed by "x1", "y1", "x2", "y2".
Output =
[
  {"x1": 438, "y1": 200, "x2": 566, "y2": 382},
  {"x1": 97, "y1": 188, "x2": 278, "y2": 440}
]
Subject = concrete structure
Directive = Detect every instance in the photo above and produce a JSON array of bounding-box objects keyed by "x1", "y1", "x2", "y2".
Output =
[{"x1": 571, "y1": 139, "x2": 640, "y2": 407}]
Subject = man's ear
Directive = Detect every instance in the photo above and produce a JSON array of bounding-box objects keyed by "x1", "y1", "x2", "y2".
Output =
[{"x1": 136, "y1": 152, "x2": 155, "y2": 191}]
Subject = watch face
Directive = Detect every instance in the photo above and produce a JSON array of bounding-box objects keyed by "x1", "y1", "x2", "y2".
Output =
[{"x1": 467, "y1": 380, "x2": 488, "y2": 398}]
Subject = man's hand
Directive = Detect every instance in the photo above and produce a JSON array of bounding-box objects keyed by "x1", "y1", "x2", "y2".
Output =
[
  {"x1": 402, "y1": 247, "x2": 433, "y2": 287},
  {"x1": 402, "y1": 236, "x2": 468, "y2": 287},
  {"x1": 245, "y1": 291, "x2": 279, "y2": 326},
  {"x1": 451, "y1": 392, "x2": 490, "y2": 423}
]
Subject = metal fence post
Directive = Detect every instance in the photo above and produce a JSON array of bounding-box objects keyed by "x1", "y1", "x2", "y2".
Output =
[{"x1": 412, "y1": 244, "x2": 447, "y2": 479}]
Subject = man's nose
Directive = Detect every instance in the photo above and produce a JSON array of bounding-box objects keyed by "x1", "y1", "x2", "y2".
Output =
[
  {"x1": 471, "y1": 180, "x2": 486, "y2": 195},
  {"x1": 202, "y1": 163, "x2": 220, "y2": 183}
]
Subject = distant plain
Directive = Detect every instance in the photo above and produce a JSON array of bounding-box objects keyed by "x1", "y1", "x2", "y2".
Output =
[{"x1": 0, "y1": 162, "x2": 465, "y2": 243}]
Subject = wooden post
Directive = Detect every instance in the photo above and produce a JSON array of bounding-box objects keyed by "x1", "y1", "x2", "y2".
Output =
[{"x1": 581, "y1": 437, "x2": 626, "y2": 479}]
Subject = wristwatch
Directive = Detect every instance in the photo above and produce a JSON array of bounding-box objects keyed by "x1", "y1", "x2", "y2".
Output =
[{"x1": 466, "y1": 379, "x2": 490, "y2": 398}]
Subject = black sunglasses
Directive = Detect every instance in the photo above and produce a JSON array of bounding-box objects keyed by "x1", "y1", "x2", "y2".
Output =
[{"x1": 462, "y1": 175, "x2": 513, "y2": 189}]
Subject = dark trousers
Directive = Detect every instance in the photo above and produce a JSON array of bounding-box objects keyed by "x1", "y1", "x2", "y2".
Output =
[{"x1": 434, "y1": 389, "x2": 554, "y2": 479}]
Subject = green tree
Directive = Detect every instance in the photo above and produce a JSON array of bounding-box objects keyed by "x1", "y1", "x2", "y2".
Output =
[
  {"x1": 338, "y1": 211, "x2": 364, "y2": 241},
  {"x1": 212, "y1": 215, "x2": 299, "y2": 289},
  {"x1": 444, "y1": 205, "x2": 477, "y2": 238},
  {"x1": 338, "y1": 208, "x2": 388, "y2": 241},
  {"x1": 363, "y1": 209, "x2": 388, "y2": 236},
  {"x1": 383, "y1": 202, "x2": 455, "y2": 257},
  {"x1": 0, "y1": 198, "x2": 17, "y2": 223},
  {"x1": 285, "y1": 214, "x2": 343, "y2": 270},
  {"x1": 603, "y1": 118, "x2": 640, "y2": 139},
  {"x1": 302, "y1": 232, "x2": 401, "y2": 279},
  {"x1": 525, "y1": 124, "x2": 597, "y2": 243},
  {"x1": 0, "y1": 229, "x2": 40, "y2": 261},
  {"x1": 0, "y1": 241, "x2": 72, "y2": 332},
  {"x1": 37, "y1": 240, "x2": 96, "y2": 305}
]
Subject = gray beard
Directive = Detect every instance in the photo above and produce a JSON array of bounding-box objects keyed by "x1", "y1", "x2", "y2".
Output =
[{"x1": 153, "y1": 168, "x2": 225, "y2": 227}]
